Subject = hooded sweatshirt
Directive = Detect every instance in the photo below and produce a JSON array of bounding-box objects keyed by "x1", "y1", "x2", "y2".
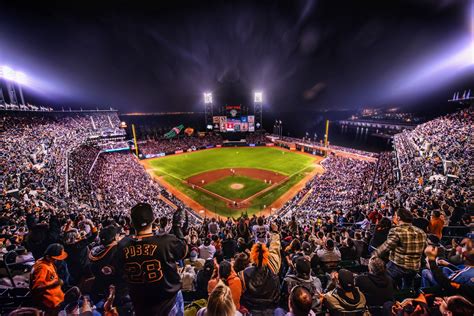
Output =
[
  {"x1": 355, "y1": 272, "x2": 394, "y2": 306},
  {"x1": 282, "y1": 274, "x2": 323, "y2": 313},
  {"x1": 324, "y1": 287, "x2": 366, "y2": 313}
]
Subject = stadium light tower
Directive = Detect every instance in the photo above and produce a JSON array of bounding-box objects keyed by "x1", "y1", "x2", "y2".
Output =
[
  {"x1": 253, "y1": 91, "x2": 263, "y2": 130},
  {"x1": 204, "y1": 92, "x2": 213, "y2": 104},
  {"x1": 15, "y1": 71, "x2": 27, "y2": 105},
  {"x1": 203, "y1": 92, "x2": 213, "y2": 128},
  {"x1": 254, "y1": 91, "x2": 263, "y2": 103},
  {"x1": 0, "y1": 66, "x2": 19, "y2": 105}
]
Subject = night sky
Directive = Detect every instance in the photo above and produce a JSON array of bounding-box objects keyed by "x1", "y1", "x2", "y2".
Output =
[{"x1": 0, "y1": 0, "x2": 472, "y2": 113}]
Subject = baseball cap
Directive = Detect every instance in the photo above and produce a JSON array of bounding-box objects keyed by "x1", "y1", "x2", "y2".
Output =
[
  {"x1": 190, "y1": 250, "x2": 198, "y2": 262},
  {"x1": 44, "y1": 243, "x2": 68, "y2": 260},
  {"x1": 295, "y1": 257, "x2": 311, "y2": 277},
  {"x1": 100, "y1": 226, "x2": 118, "y2": 245},
  {"x1": 131, "y1": 203, "x2": 155, "y2": 229},
  {"x1": 338, "y1": 269, "x2": 355, "y2": 291}
]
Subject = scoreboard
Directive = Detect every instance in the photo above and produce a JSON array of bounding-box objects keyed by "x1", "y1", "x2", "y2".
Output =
[
  {"x1": 213, "y1": 107, "x2": 255, "y2": 132},
  {"x1": 212, "y1": 115, "x2": 255, "y2": 132}
]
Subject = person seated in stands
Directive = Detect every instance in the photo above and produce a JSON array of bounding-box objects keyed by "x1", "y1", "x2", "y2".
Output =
[
  {"x1": 58, "y1": 286, "x2": 100, "y2": 316},
  {"x1": 355, "y1": 257, "x2": 394, "y2": 307},
  {"x1": 281, "y1": 257, "x2": 322, "y2": 314},
  {"x1": 353, "y1": 231, "x2": 368, "y2": 259},
  {"x1": 434, "y1": 295, "x2": 474, "y2": 316},
  {"x1": 180, "y1": 265, "x2": 197, "y2": 292},
  {"x1": 316, "y1": 239, "x2": 341, "y2": 271},
  {"x1": 208, "y1": 260, "x2": 242, "y2": 310},
  {"x1": 286, "y1": 286, "x2": 316, "y2": 316},
  {"x1": 323, "y1": 269, "x2": 367, "y2": 314},
  {"x1": 239, "y1": 223, "x2": 281, "y2": 315},
  {"x1": 422, "y1": 246, "x2": 474, "y2": 288},
  {"x1": 339, "y1": 237, "x2": 358, "y2": 261},
  {"x1": 199, "y1": 237, "x2": 216, "y2": 260},
  {"x1": 372, "y1": 208, "x2": 427, "y2": 289},
  {"x1": 30, "y1": 243, "x2": 68, "y2": 315},
  {"x1": 197, "y1": 282, "x2": 242, "y2": 316},
  {"x1": 184, "y1": 249, "x2": 205, "y2": 271},
  {"x1": 424, "y1": 246, "x2": 474, "y2": 302}
]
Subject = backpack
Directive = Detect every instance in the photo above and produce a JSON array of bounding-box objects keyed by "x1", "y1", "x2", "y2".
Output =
[{"x1": 184, "y1": 298, "x2": 207, "y2": 316}]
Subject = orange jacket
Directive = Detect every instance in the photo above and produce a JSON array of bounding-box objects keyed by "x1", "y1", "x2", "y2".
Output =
[
  {"x1": 428, "y1": 217, "x2": 444, "y2": 239},
  {"x1": 208, "y1": 270, "x2": 242, "y2": 309},
  {"x1": 30, "y1": 258, "x2": 64, "y2": 308}
]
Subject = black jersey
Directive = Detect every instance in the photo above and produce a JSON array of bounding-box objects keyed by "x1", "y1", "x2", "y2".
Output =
[{"x1": 114, "y1": 232, "x2": 187, "y2": 313}]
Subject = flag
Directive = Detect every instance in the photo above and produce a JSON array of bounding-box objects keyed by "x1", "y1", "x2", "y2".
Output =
[{"x1": 164, "y1": 124, "x2": 184, "y2": 139}]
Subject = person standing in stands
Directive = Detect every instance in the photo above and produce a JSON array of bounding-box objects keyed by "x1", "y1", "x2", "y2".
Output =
[
  {"x1": 239, "y1": 222, "x2": 281, "y2": 315},
  {"x1": 252, "y1": 216, "x2": 269, "y2": 244},
  {"x1": 428, "y1": 210, "x2": 445, "y2": 239},
  {"x1": 372, "y1": 208, "x2": 427, "y2": 289},
  {"x1": 88, "y1": 225, "x2": 121, "y2": 302},
  {"x1": 114, "y1": 203, "x2": 187, "y2": 316},
  {"x1": 30, "y1": 243, "x2": 68, "y2": 315}
]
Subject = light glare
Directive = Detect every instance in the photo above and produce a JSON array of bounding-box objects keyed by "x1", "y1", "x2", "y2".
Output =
[
  {"x1": 254, "y1": 91, "x2": 263, "y2": 103},
  {"x1": 204, "y1": 92, "x2": 212, "y2": 104}
]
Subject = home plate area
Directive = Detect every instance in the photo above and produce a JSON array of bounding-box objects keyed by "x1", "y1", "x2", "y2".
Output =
[{"x1": 185, "y1": 168, "x2": 288, "y2": 208}]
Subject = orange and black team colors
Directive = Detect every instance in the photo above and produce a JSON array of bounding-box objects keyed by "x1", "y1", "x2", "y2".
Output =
[{"x1": 114, "y1": 232, "x2": 187, "y2": 314}]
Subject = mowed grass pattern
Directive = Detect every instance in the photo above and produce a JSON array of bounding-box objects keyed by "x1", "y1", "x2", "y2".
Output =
[
  {"x1": 204, "y1": 176, "x2": 269, "y2": 200},
  {"x1": 148, "y1": 147, "x2": 314, "y2": 178},
  {"x1": 147, "y1": 147, "x2": 316, "y2": 216}
]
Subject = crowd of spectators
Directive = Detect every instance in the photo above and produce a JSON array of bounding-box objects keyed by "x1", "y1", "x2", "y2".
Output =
[
  {"x1": 0, "y1": 108, "x2": 472, "y2": 315},
  {"x1": 140, "y1": 134, "x2": 223, "y2": 156}
]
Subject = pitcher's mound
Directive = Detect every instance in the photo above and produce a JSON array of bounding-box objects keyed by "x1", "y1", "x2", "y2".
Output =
[{"x1": 230, "y1": 183, "x2": 244, "y2": 190}]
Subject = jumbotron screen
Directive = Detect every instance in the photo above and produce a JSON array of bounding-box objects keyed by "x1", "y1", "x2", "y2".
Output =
[{"x1": 212, "y1": 114, "x2": 255, "y2": 132}]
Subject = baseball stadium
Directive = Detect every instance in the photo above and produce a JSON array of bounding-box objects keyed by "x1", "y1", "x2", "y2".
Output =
[{"x1": 1, "y1": 1, "x2": 473, "y2": 316}]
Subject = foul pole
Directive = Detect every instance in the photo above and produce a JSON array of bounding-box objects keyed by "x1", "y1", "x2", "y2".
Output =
[
  {"x1": 132, "y1": 124, "x2": 139, "y2": 157},
  {"x1": 324, "y1": 120, "x2": 329, "y2": 156}
]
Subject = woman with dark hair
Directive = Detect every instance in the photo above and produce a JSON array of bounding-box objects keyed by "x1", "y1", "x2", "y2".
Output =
[
  {"x1": 369, "y1": 217, "x2": 392, "y2": 253},
  {"x1": 435, "y1": 295, "x2": 474, "y2": 316},
  {"x1": 233, "y1": 252, "x2": 250, "y2": 274},
  {"x1": 195, "y1": 260, "x2": 214, "y2": 299},
  {"x1": 208, "y1": 260, "x2": 242, "y2": 309}
]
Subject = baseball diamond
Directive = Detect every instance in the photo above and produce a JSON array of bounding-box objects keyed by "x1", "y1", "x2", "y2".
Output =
[{"x1": 141, "y1": 146, "x2": 324, "y2": 217}]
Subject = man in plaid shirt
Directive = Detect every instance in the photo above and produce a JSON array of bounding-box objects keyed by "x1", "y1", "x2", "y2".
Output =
[{"x1": 373, "y1": 208, "x2": 427, "y2": 289}]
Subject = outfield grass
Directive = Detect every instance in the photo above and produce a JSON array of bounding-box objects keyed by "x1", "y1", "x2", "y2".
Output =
[
  {"x1": 147, "y1": 147, "x2": 316, "y2": 216},
  {"x1": 204, "y1": 175, "x2": 269, "y2": 200},
  {"x1": 149, "y1": 147, "x2": 314, "y2": 178}
]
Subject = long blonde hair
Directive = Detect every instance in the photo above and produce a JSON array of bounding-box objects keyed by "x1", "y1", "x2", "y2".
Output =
[{"x1": 205, "y1": 282, "x2": 236, "y2": 316}]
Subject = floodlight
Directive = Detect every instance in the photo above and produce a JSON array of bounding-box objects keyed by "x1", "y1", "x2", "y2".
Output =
[
  {"x1": 15, "y1": 71, "x2": 28, "y2": 85},
  {"x1": 204, "y1": 92, "x2": 213, "y2": 104},
  {"x1": 254, "y1": 91, "x2": 263, "y2": 103},
  {"x1": 1, "y1": 66, "x2": 15, "y2": 81}
]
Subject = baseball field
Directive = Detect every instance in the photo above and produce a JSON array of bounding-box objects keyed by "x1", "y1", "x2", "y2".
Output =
[{"x1": 142, "y1": 147, "x2": 324, "y2": 217}]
